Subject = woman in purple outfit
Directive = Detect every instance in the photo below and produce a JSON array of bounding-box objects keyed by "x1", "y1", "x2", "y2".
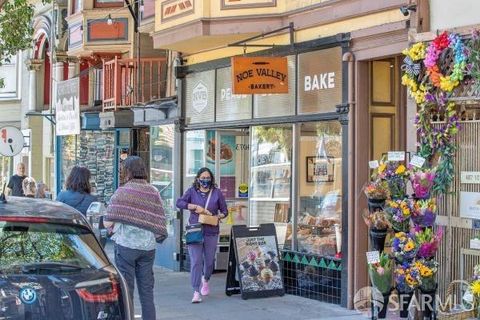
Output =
[{"x1": 176, "y1": 167, "x2": 228, "y2": 303}]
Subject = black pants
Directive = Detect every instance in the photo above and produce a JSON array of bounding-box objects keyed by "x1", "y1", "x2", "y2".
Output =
[{"x1": 114, "y1": 244, "x2": 156, "y2": 320}]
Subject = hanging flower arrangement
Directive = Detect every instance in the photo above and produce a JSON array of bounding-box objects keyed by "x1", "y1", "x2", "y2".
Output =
[{"x1": 402, "y1": 31, "x2": 470, "y2": 195}]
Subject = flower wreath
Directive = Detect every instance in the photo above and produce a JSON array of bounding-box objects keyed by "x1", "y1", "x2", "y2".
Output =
[{"x1": 424, "y1": 32, "x2": 467, "y2": 92}]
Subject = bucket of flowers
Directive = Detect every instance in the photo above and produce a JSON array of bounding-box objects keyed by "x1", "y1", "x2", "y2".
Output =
[
  {"x1": 410, "y1": 167, "x2": 436, "y2": 200},
  {"x1": 394, "y1": 262, "x2": 419, "y2": 318},
  {"x1": 368, "y1": 252, "x2": 393, "y2": 318},
  {"x1": 364, "y1": 179, "x2": 390, "y2": 212},
  {"x1": 377, "y1": 161, "x2": 409, "y2": 200},
  {"x1": 411, "y1": 198, "x2": 437, "y2": 228},
  {"x1": 385, "y1": 199, "x2": 412, "y2": 232},
  {"x1": 363, "y1": 209, "x2": 391, "y2": 252},
  {"x1": 392, "y1": 231, "x2": 418, "y2": 264},
  {"x1": 414, "y1": 259, "x2": 439, "y2": 319},
  {"x1": 413, "y1": 226, "x2": 443, "y2": 260}
]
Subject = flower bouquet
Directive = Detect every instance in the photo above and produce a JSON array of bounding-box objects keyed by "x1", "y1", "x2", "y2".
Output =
[
  {"x1": 395, "y1": 262, "x2": 419, "y2": 318},
  {"x1": 410, "y1": 168, "x2": 436, "y2": 199},
  {"x1": 392, "y1": 231, "x2": 417, "y2": 263},
  {"x1": 411, "y1": 198, "x2": 437, "y2": 227},
  {"x1": 363, "y1": 209, "x2": 391, "y2": 230},
  {"x1": 413, "y1": 227, "x2": 443, "y2": 259},
  {"x1": 414, "y1": 259, "x2": 439, "y2": 318},
  {"x1": 377, "y1": 161, "x2": 409, "y2": 199},
  {"x1": 385, "y1": 199, "x2": 412, "y2": 232},
  {"x1": 368, "y1": 252, "x2": 393, "y2": 318},
  {"x1": 364, "y1": 179, "x2": 390, "y2": 212}
]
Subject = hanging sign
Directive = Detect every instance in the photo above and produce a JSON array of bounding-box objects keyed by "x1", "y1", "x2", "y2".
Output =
[
  {"x1": 55, "y1": 78, "x2": 80, "y2": 136},
  {"x1": 231, "y1": 56, "x2": 288, "y2": 94},
  {"x1": 0, "y1": 126, "x2": 24, "y2": 157}
]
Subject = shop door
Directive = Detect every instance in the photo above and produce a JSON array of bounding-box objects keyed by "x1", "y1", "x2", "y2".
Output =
[{"x1": 213, "y1": 129, "x2": 250, "y2": 270}]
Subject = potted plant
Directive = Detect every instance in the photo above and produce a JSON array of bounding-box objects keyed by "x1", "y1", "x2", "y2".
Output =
[
  {"x1": 413, "y1": 226, "x2": 443, "y2": 260},
  {"x1": 377, "y1": 161, "x2": 409, "y2": 200},
  {"x1": 385, "y1": 199, "x2": 412, "y2": 232},
  {"x1": 394, "y1": 262, "x2": 419, "y2": 318},
  {"x1": 414, "y1": 259, "x2": 439, "y2": 319},
  {"x1": 410, "y1": 167, "x2": 436, "y2": 199},
  {"x1": 411, "y1": 198, "x2": 437, "y2": 228},
  {"x1": 391, "y1": 231, "x2": 418, "y2": 264},
  {"x1": 363, "y1": 179, "x2": 390, "y2": 212},
  {"x1": 368, "y1": 252, "x2": 393, "y2": 318},
  {"x1": 363, "y1": 209, "x2": 391, "y2": 252}
]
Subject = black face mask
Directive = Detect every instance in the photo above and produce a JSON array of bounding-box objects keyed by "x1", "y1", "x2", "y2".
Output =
[{"x1": 198, "y1": 178, "x2": 212, "y2": 188}]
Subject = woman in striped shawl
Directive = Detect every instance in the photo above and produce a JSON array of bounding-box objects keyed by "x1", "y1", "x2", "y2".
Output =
[{"x1": 104, "y1": 156, "x2": 167, "y2": 320}]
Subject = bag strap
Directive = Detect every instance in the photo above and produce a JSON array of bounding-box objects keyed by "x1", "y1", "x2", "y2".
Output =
[{"x1": 205, "y1": 190, "x2": 213, "y2": 211}]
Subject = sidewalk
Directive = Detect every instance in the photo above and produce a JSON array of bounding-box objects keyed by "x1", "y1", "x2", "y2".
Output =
[{"x1": 134, "y1": 266, "x2": 366, "y2": 320}]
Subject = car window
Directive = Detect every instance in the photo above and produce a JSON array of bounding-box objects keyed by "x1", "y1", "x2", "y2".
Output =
[{"x1": 0, "y1": 222, "x2": 110, "y2": 273}]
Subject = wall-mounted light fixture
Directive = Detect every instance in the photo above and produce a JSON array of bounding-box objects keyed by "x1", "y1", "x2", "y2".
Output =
[
  {"x1": 400, "y1": 4, "x2": 417, "y2": 16},
  {"x1": 107, "y1": 14, "x2": 113, "y2": 25}
]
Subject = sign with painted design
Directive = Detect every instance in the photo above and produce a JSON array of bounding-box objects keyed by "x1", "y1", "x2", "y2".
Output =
[
  {"x1": 56, "y1": 78, "x2": 80, "y2": 136},
  {"x1": 192, "y1": 81, "x2": 208, "y2": 114},
  {"x1": 461, "y1": 172, "x2": 480, "y2": 184},
  {"x1": 0, "y1": 126, "x2": 24, "y2": 157},
  {"x1": 460, "y1": 191, "x2": 480, "y2": 219},
  {"x1": 221, "y1": 0, "x2": 276, "y2": 9},
  {"x1": 161, "y1": 0, "x2": 194, "y2": 22},
  {"x1": 231, "y1": 56, "x2": 288, "y2": 94}
]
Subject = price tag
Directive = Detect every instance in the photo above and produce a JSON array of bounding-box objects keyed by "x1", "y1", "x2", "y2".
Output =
[
  {"x1": 388, "y1": 151, "x2": 405, "y2": 162},
  {"x1": 410, "y1": 155, "x2": 426, "y2": 168},
  {"x1": 366, "y1": 251, "x2": 380, "y2": 264},
  {"x1": 369, "y1": 160, "x2": 379, "y2": 169}
]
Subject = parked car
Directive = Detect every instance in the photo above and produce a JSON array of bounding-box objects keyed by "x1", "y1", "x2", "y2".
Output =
[{"x1": 0, "y1": 197, "x2": 133, "y2": 320}]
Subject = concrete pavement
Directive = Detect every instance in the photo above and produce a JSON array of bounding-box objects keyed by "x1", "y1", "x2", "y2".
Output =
[{"x1": 106, "y1": 242, "x2": 366, "y2": 320}]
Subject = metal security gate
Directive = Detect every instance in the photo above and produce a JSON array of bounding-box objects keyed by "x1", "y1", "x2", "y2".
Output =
[{"x1": 435, "y1": 116, "x2": 480, "y2": 299}]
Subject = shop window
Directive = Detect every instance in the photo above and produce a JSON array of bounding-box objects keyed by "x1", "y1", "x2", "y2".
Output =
[
  {"x1": 249, "y1": 125, "x2": 292, "y2": 249},
  {"x1": 215, "y1": 67, "x2": 252, "y2": 122},
  {"x1": 150, "y1": 125, "x2": 175, "y2": 235},
  {"x1": 185, "y1": 130, "x2": 206, "y2": 179},
  {"x1": 0, "y1": 156, "x2": 12, "y2": 186},
  {"x1": 297, "y1": 121, "x2": 342, "y2": 257},
  {"x1": 253, "y1": 55, "x2": 296, "y2": 118},
  {"x1": 184, "y1": 71, "x2": 215, "y2": 125}
]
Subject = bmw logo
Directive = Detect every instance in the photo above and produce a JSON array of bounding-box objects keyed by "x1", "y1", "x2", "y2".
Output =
[{"x1": 19, "y1": 287, "x2": 37, "y2": 305}]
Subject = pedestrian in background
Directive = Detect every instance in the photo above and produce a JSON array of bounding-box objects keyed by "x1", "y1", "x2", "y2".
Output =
[
  {"x1": 56, "y1": 166, "x2": 97, "y2": 215},
  {"x1": 35, "y1": 181, "x2": 47, "y2": 199},
  {"x1": 176, "y1": 167, "x2": 228, "y2": 303},
  {"x1": 104, "y1": 156, "x2": 167, "y2": 320},
  {"x1": 7, "y1": 163, "x2": 27, "y2": 196},
  {"x1": 22, "y1": 177, "x2": 36, "y2": 198}
]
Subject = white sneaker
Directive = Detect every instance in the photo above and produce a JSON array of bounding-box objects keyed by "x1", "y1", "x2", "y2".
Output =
[
  {"x1": 191, "y1": 291, "x2": 202, "y2": 303},
  {"x1": 201, "y1": 278, "x2": 210, "y2": 296}
]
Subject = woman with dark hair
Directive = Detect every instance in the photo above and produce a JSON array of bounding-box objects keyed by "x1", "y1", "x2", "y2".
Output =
[
  {"x1": 56, "y1": 166, "x2": 97, "y2": 215},
  {"x1": 176, "y1": 167, "x2": 228, "y2": 303},
  {"x1": 104, "y1": 156, "x2": 167, "y2": 320}
]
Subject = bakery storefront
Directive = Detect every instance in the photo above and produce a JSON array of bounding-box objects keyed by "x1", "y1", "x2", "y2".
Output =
[{"x1": 179, "y1": 36, "x2": 350, "y2": 306}]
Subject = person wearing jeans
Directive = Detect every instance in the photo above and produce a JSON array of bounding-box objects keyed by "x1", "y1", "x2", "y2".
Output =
[
  {"x1": 104, "y1": 156, "x2": 167, "y2": 320},
  {"x1": 176, "y1": 167, "x2": 228, "y2": 303}
]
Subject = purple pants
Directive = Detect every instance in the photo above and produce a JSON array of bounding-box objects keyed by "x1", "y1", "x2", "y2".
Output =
[{"x1": 188, "y1": 234, "x2": 218, "y2": 292}]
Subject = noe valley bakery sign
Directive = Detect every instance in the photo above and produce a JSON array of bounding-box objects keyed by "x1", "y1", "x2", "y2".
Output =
[{"x1": 231, "y1": 56, "x2": 288, "y2": 94}]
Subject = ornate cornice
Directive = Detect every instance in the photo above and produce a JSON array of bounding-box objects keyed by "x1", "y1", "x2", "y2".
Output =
[{"x1": 26, "y1": 59, "x2": 43, "y2": 71}]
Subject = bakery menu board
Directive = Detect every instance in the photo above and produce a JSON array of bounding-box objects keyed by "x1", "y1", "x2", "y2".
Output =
[{"x1": 225, "y1": 224, "x2": 284, "y2": 299}]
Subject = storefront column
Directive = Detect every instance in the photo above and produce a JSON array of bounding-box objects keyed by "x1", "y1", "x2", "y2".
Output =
[
  {"x1": 27, "y1": 59, "x2": 42, "y2": 112},
  {"x1": 68, "y1": 59, "x2": 78, "y2": 79}
]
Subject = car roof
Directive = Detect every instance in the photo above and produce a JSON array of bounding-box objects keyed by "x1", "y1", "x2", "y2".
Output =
[{"x1": 0, "y1": 196, "x2": 88, "y2": 226}]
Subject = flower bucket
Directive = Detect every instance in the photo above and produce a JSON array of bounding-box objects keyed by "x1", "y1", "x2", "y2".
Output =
[
  {"x1": 419, "y1": 288, "x2": 436, "y2": 320},
  {"x1": 370, "y1": 228, "x2": 388, "y2": 252},
  {"x1": 368, "y1": 198, "x2": 386, "y2": 213},
  {"x1": 378, "y1": 290, "x2": 392, "y2": 319},
  {"x1": 398, "y1": 290, "x2": 414, "y2": 318}
]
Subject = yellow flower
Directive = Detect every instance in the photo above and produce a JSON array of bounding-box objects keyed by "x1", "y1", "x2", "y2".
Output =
[
  {"x1": 396, "y1": 165, "x2": 406, "y2": 175},
  {"x1": 420, "y1": 267, "x2": 433, "y2": 277},
  {"x1": 406, "y1": 274, "x2": 418, "y2": 286},
  {"x1": 403, "y1": 42, "x2": 426, "y2": 61},
  {"x1": 471, "y1": 280, "x2": 480, "y2": 295},
  {"x1": 378, "y1": 164, "x2": 386, "y2": 173},
  {"x1": 404, "y1": 241, "x2": 415, "y2": 252}
]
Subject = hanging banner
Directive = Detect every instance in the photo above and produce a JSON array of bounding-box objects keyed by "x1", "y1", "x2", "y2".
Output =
[
  {"x1": 56, "y1": 78, "x2": 80, "y2": 136},
  {"x1": 231, "y1": 56, "x2": 288, "y2": 94}
]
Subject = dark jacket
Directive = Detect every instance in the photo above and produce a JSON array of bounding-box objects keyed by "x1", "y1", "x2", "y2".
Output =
[{"x1": 56, "y1": 190, "x2": 97, "y2": 216}]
